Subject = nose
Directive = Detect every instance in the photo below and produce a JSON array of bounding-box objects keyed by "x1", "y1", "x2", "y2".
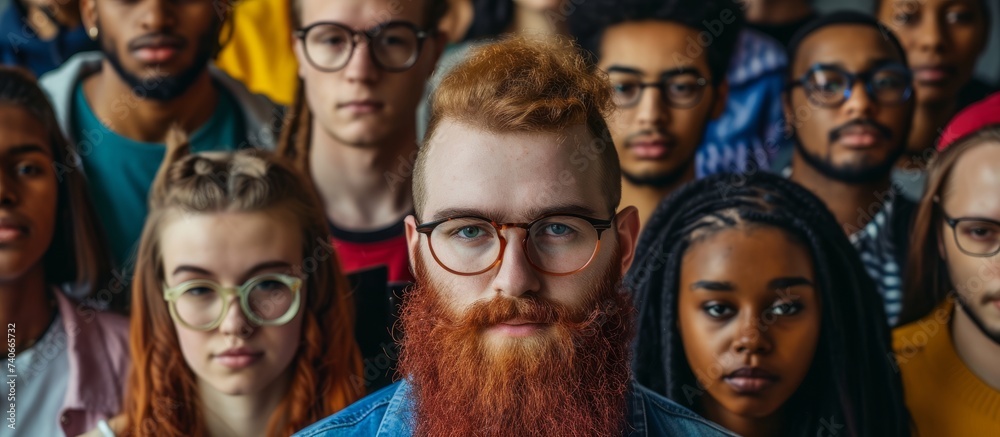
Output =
[
  {"x1": 841, "y1": 79, "x2": 876, "y2": 119},
  {"x1": 139, "y1": 0, "x2": 177, "y2": 33},
  {"x1": 730, "y1": 313, "x2": 772, "y2": 355},
  {"x1": 635, "y1": 85, "x2": 671, "y2": 131},
  {"x1": 489, "y1": 229, "x2": 543, "y2": 299},
  {"x1": 0, "y1": 173, "x2": 18, "y2": 207},
  {"x1": 914, "y1": 13, "x2": 947, "y2": 55},
  {"x1": 342, "y1": 35, "x2": 380, "y2": 83},
  {"x1": 218, "y1": 295, "x2": 254, "y2": 339}
]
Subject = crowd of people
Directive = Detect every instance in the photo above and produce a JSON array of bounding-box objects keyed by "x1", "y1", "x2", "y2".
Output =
[{"x1": 0, "y1": 0, "x2": 998, "y2": 436}]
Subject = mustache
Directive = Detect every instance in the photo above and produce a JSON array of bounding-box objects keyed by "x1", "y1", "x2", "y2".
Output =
[
  {"x1": 625, "y1": 129, "x2": 673, "y2": 145},
  {"x1": 828, "y1": 119, "x2": 893, "y2": 143},
  {"x1": 460, "y1": 296, "x2": 561, "y2": 329},
  {"x1": 128, "y1": 32, "x2": 188, "y2": 52}
]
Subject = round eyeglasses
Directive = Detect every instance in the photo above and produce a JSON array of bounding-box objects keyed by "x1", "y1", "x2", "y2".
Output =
[
  {"x1": 295, "y1": 21, "x2": 433, "y2": 72},
  {"x1": 163, "y1": 273, "x2": 303, "y2": 331},
  {"x1": 607, "y1": 69, "x2": 710, "y2": 109},
  {"x1": 415, "y1": 213, "x2": 616, "y2": 276},
  {"x1": 788, "y1": 63, "x2": 914, "y2": 108},
  {"x1": 937, "y1": 203, "x2": 1000, "y2": 257}
]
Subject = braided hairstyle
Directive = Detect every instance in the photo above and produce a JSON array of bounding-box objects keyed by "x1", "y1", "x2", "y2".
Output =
[
  {"x1": 626, "y1": 171, "x2": 910, "y2": 437},
  {"x1": 124, "y1": 129, "x2": 363, "y2": 436}
]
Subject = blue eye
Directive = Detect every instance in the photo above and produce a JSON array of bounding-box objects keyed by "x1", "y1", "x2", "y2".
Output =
[
  {"x1": 545, "y1": 223, "x2": 571, "y2": 236},
  {"x1": 458, "y1": 226, "x2": 484, "y2": 239}
]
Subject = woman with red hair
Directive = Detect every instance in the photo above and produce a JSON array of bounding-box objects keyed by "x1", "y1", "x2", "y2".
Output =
[{"x1": 90, "y1": 130, "x2": 364, "y2": 436}]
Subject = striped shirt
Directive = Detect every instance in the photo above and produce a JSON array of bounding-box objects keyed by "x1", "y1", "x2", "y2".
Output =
[{"x1": 847, "y1": 189, "x2": 916, "y2": 326}]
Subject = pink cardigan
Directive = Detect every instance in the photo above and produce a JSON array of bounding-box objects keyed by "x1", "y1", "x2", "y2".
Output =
[{"x1": 54, "y1": 291, "x2": 130, "y2": 436}]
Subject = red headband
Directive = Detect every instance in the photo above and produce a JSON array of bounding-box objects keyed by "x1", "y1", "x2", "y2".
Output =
[{"x1": 937, "y1": 92, "x2": 1000, "y2": 152}]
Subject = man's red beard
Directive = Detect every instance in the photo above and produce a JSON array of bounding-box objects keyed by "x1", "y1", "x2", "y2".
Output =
[{"x1": 398, "y1": 251, "x2": 635, "y2": 437}]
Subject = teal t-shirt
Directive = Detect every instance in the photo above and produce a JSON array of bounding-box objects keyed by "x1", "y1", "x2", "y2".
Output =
[{"x1": 72, "y1": 83, "x2": 247, "y2": 268}]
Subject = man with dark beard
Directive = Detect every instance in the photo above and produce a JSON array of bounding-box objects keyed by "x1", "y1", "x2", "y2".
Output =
[
  {"x1": 295, "y1": 36, "x2": 736, "y2": 437},
  {"x1": 783, "y1": 12, "x2": 916, "y2": 326},
  {"x1": 38, "y1": 0, "x2": 279, "y2": 269}
]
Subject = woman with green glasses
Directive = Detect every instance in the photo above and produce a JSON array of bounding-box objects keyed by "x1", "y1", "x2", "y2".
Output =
[{"x1": 91, "y1": 130, "x2": 364, "y2": 437}]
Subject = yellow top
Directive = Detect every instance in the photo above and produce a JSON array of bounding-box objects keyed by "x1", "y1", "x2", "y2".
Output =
[
  {"x1": 893, "y1": 298, "x2": 1000, "y2": 436},
  {"x1": 216, "y1": 0, "x2": 299, "y2": 106}
]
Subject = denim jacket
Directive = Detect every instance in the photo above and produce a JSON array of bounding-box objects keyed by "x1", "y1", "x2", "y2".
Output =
[{"x1": 294, "y1": 379, "x2": 737, "y2": 437}]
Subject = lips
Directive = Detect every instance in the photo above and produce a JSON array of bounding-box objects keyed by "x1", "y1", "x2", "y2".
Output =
[
  {"x1": 130, "y1": 35, "x2": 186, "y2": 64},
  {"x1": 628, "y1": 137, "x2": 673, "y2": 160},
  {"x1": 0, "y1": 216, "x2": 29, "y2": 244},
  {"x1": 214, "y1": 347, "x2": 264, "y2": 370},
  {"x1": 912, "y1": 65, "x2": 957, "y2": 86},
  {"x1": 490, "y1": 318, "x2": 549, "y2": 337},
  {"x1": 837, "y1": 125, "x2": 881, "y2": 148},
  {"x1": 723, "y1": 367, "x2": 779, "y2": 395},
  {"x1": 338, "y1": 100, "x2": 385, "y2": 114}
]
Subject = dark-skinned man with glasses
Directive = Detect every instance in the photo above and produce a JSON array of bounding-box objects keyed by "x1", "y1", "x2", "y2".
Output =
[
  {"x1": 893, "y1": 92, "x2": 1000, "y2": 436},
  {"x1": 279, "y1": 0, "x2": 448, "y2": 391},
  {"x1": 295, "y1": 35, "x2": 737, "y2": 437},
  {"x1": 783, "y1": 12, "x2": 916, "y2": 326},
  {"x1": 571, "y1": 0, "x2": 738, "y2": 234}
]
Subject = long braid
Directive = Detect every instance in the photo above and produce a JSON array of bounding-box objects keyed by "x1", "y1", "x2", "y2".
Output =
[
  {"x1": 277, "y1": 82, "x2": 313, "y2": 172},
  {"x1": 626, "y1": 172, "x2": 910, "y2": 437}
]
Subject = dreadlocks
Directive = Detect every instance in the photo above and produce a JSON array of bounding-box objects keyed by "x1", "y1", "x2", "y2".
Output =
[{"x1": 626, "y1": 171, "x2": 911, "y2": 437}]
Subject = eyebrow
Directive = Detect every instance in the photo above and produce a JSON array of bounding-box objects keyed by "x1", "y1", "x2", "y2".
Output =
[
  {"x1": 605, "y1": 66, "x2": 703, "y2": 79},
  {"x1": 689, "y1": 277, "x2": 814, "y2": 292},
  {"x1": 805, "y1": 58, "x2": 902, "y2": 73},
  {"x1": 427, "y1": 204, "x2": 604, "y2": 223},
  {"x1": 2, "y1": 144, "x2": 51, "y2": 158},
  {"x1": 171, "y1": 261, "x2": 294, "y2": 283}
]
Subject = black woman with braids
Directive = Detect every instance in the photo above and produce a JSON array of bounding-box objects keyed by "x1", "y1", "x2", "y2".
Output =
[{"x1": 627, "y1": 172, "x2": 911, "y2": 437}]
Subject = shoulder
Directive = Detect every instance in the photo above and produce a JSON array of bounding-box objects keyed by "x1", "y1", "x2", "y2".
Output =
[
  {"x1": 635, "y1": 384, "x2": 737, "y2": 436},
  {"x1": 294, "y1": 382, "x2": 404, "y2": 437}
]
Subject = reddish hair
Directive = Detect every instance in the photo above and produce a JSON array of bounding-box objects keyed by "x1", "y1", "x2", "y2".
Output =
[
  {"x1": 123, "y1": 130, "x2": 363, "y2": 436},
  {"x1": 415, "y1": 34, "x2": 620, "y2": 215}
]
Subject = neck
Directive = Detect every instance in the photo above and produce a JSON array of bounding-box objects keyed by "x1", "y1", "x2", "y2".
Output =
[
  {"x1": 620, "y1": 169, "x2": 694, "y2": 232},
  {"x1": 508, "y1": 4, "x2": 568, "y2": 36},
  {"x1": 905, "y1": 101, "x2": 959, "y2": 155},
  {"x1": 0, "y1": 265, "x2": 54, "y2": 353},
  {"x1": 952, "y1": 303, "x2": 1000, "y2": 390},
  {"x1": 743, "y1": 0, "x2": 814, "y2": 25},
  {"x1": 700, "y1": 395, "x2": 784, "y2": 437},
  {"x1": 83, "y1": 63, "x2": 219, "y2": 143},
  {"x1": 790, "y1": 155, "x2": 893, "y2": 235},
  {"x1": 309, "y1": 121, "x2": 416, "y2": 231},
  {"x1": 199, "y1": 369, "x2": 291, "y2": 437}
]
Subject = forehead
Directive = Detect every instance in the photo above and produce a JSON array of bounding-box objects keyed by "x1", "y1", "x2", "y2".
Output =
[
  {"x1": 160, "y1": 210, "x2": 303, "y2": 272},
  {"x1": 944, "y1": 143, "x2": 1000, "y2": 216},
  {"x1": 682, "y1": 227, "x2": 816, "y2": 282},
  {"x1": 597, "y1": 21, "x2": 709, "y2": 77},
  {"x1": 420, "y1": 120, "x2": 608, "y2": 221},
  {"x1": 794, "y1": 25, "x2": 902, "y2": 75},
  {"x1": 299, "y1": 0, "x2": 425, "y2": 28},
  {"x1": 0, "y1": 106, "x2": 49, "y2": 151}
]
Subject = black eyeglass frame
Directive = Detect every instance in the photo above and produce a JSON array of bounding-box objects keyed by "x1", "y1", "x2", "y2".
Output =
[
  {"x1": 935, "y1": 198, "x2": 1000, "y2": 257},
  {"x1": 294, "y1": 20, "x2": 435, "y2": 72},
  {"x1": 607, "y1": 68, "x2": 711, "y2": 109}
]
